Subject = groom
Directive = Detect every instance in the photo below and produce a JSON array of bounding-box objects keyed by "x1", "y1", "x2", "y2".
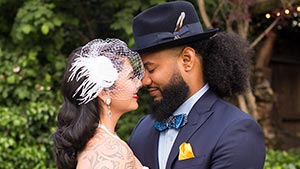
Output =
[{"x1": 129, "y1": 1, "x2": 266, "y2": 169}]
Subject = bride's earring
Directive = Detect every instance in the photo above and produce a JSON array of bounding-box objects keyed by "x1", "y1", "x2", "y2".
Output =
[{"x1": 105, "y1": 97, "x2": 112, "y2": 117}]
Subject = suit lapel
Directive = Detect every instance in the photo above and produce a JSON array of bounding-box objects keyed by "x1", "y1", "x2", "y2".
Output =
[
  {"x1": 166, "y1": 90, "x2": 217, "y2": 168},
  {"x1": 144, "y1": 120, "x2": 160, "y2": 169}
]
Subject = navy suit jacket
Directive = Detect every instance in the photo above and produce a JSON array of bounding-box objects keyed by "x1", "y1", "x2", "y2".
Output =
[{"x1": 129, "y1": 90, "x2": 266, "y2": 169}]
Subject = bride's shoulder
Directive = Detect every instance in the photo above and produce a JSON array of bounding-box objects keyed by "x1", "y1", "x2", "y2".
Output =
[{"x1": 77, "y1": 129, "x2": 136, "y2": 168}]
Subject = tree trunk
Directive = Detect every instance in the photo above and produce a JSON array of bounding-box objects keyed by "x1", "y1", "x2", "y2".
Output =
[
  {"x1": 256, "y1": 31, "x2": 276, "y2": 67},
  {"x1": 253, "y1": 32, "x2": 278, "y2": 147}
]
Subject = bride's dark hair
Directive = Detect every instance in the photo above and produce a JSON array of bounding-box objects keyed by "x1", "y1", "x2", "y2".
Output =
[{"x1": 52, "y1": 48, "x2": 101, "y2": 169}]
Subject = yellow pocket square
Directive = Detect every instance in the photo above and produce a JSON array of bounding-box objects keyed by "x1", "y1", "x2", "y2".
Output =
[{"x1": 178, "y1": 142, "x2": 195, "y2": 160}]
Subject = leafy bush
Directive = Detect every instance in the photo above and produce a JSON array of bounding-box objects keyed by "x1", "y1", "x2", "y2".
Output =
[
  {"x1": 265, "y1": 149, "x2": 300, "y2": 169},
  {"x1": 0, "y1": 0, "x2": 67, "y2": 168}
]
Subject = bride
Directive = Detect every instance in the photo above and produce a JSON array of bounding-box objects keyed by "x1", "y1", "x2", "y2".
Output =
[{"x1": 52, "y1": 38, "x2": 148, "y2": 169}]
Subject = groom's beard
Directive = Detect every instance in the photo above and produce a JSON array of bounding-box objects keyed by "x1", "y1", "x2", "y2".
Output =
[{"x1": 149, "y1": 72, "x2": 189, "y2": 122}]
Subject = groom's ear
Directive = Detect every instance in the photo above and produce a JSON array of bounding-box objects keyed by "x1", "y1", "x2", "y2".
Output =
[{"x1": 179, "y1": 47, "x2": 196, "y2": 72}]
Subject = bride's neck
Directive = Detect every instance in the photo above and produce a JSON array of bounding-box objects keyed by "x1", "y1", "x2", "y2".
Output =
[{"x1": 100, "y1": 110, "x2": 122, "y2": 134}]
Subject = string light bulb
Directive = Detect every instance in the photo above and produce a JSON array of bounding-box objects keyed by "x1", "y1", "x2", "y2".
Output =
[
  {"x1": 276, "y1": 12, "x2": 281, "y2": 17},
  {"x1": 284, "y1": 9, "x2": 290, "y2": 14},
  {"x1": 297, "y1": 6, "x2": 300, "y2": 12},
  {"x1": 292, "y1": 20, "x2": 297, "y2": 27},
  {"x1": 265, "y1": 13, "x2": 271, "y2": 19}
]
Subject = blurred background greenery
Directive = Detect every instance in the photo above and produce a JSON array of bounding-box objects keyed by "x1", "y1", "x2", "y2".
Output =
[{"x1": 0, "y1": 0, "x2": 299, "y2": 168}]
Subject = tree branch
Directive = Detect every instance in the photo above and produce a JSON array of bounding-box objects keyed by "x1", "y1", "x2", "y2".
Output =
[
  {"x1": 250, "y1": 18, "x2": 279, "y2": 48},
  {"x1": 197, "y1": 0, "x2": 213, "y2": 29},
  {"x1": 211, "y1": 0, "x2": 225, "y2": 23}
]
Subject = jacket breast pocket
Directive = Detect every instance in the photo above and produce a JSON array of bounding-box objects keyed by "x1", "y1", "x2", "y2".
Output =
[{"x1": 172, "y1": 156, "x2": 207, "y2": 169}]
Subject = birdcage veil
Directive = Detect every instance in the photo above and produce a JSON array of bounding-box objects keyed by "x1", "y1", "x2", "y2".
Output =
[{"x1": 68, "y1": 38, "x2": 144, "y2": 104}]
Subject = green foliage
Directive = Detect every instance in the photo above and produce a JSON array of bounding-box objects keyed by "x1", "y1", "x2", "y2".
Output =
[
  {"x1": 0, "y1": 104, "x2": 57, "y2": 169},
  {"x1": 0, "y1": 0, "x2": 77, "y2": 168},
  {"x1": 265, "y1": 149, "x2": 300, "y2": 169},
  {"x1": 111, "y1": 0, "x2": 166, "y2": 47}
]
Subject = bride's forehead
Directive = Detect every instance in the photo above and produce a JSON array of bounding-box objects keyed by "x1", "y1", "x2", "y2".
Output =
[{"x1": 120, "y1": 59, "x2": 133, "y2": 73}]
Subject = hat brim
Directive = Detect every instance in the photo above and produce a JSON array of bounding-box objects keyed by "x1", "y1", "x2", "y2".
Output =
[{"x1": 132, "y1": 28, "x2": 219, "y2": 53}]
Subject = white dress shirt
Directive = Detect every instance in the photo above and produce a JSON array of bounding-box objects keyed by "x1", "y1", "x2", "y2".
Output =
[{"x1": 158, "y1": 84, "x2": 209, "y2": 169}]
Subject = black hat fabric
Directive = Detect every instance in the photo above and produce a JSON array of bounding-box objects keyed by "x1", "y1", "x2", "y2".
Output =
[{"x1": 132, "y1": 1, "x2": 219, "y2": 53}]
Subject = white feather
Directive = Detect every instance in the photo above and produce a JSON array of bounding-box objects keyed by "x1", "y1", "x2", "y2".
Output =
[
  {"x1": 68, "y1": 55, "x2": 118, "y2": 104},
  {"x1": 175, "y1": 12, "x2": 186, "y2": 32}
]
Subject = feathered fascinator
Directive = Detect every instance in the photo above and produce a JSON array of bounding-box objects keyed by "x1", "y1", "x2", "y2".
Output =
[{"x1": 67, "y1": 39, "x2": 144, "y2": 104}]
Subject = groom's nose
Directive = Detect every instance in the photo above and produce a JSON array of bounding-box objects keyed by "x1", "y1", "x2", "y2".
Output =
[{"x1": 142, "y1": 71, "x2": 152, "y2": 86}]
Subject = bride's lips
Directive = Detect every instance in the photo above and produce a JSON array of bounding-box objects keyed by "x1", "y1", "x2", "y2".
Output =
[{"x1": 133, "y1": 94, "x2": 138, "y2": 99}]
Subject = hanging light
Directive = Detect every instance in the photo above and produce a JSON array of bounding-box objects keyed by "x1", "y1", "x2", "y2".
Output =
[
  {"x1": 265, "y1": 13, "x2": 271, "y2": 19},
  {"x1": 292, "y1": 20, "x2": 297, "y2": 27},
  {"x1": 276, "y1": 12, "x2": 281, "y2": 17},
  {"x1": 284, "y1": 9, "x2": 290, "y2": 14}
]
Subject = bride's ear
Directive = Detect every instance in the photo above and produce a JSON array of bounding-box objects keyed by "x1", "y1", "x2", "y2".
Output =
[{"x1": 98, "y1": 90, "x2": 108, "y2": 103}]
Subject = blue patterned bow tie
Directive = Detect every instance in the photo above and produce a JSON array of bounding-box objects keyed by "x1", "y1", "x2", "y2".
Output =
[{"x1": 154, "y1": 114, "x2": 188, "y2": 132}]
